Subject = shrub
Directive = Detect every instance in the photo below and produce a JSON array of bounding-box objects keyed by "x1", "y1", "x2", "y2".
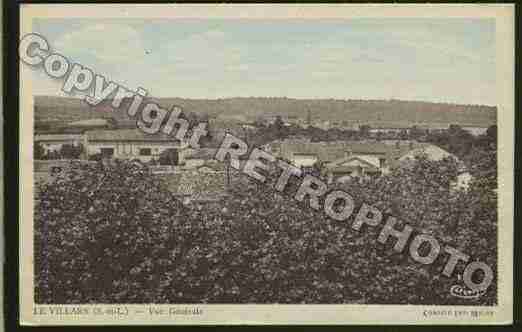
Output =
[{"x1": 35, "y1": 157, "x2": 496, "y2": 304}]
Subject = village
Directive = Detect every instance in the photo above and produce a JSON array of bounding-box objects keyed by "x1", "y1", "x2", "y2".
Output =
[
  {"x1": 33, "y1": 108, "x2": 493, "y2": 206},
  {"x1": 32, "y1": 106, "x2": 499, "y2": 305}
]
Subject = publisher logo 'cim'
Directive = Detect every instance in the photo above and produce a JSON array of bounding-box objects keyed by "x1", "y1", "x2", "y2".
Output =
[{"x1": 450, "y1": 285, "x2": 486, "y2": 299}]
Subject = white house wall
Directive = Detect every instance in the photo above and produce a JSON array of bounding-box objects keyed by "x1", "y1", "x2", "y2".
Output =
[
  {"x1": 462, "y1": 127, "x2": 489, "y2": 136},
  {"x1": 292, "y1": 155, "x2": 318, "y2": 168},
  {"x1": 40, "y1": 142, "x2": 66, "y2": 153},
  {"x1": 184, "y1": 159, "x2": 206, "y2": 168},
  {"x1": 369, "y1": 128, "x2": 407, "y2": 134},
  {"x1": 88, "y1": 142, "x2": 183, "y2": 162},
  {"x1": 340, "y1": 159, "x2": 370, "y2": 168},
  {"x1": 38, "y1": 140, "x2": 81, "y2": 153}
]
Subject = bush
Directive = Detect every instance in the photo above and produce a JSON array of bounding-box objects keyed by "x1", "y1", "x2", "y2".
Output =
[{"x1": 35, "y1": 157, "x2": 496, "y2": 304}]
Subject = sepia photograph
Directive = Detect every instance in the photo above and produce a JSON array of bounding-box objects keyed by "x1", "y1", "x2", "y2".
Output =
[{"x1": 18, "y1": 4, "x2": 514, "y2": 325}]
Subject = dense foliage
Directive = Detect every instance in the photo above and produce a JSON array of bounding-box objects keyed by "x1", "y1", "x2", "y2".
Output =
[{"x1": 35, "y1": 145, "x2": 497, "y2": 304}]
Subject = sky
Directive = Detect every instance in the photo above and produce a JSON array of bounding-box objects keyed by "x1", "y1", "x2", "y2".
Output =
[{"x1": 31, "y1": 18, "x2": 496, "y2": 105}]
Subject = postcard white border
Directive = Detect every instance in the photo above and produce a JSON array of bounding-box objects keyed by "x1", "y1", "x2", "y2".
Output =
[{"x1": 19, "y1": 4, "x2": 514, "y2": 325}]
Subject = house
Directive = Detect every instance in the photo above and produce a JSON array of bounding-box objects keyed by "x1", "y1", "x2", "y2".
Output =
[
  {"x1": 291, "y1": 153, "x2": 318, "y2": 168},
  {"x1": 67, "y1": 118, "x2": 112, "y2": 131},
  {"x1": 324, "y1": 155, "x2": 382, "y2": 183},
  {"x1": 398, "y1": 144, "x2": 454, "y2": 163},
  {"x1": 264, "y1": 138, "x2": 414, "y2": 171},
  {"x1": 85, "y1": 129, "x2": 188, "y2": 163},
  {"x1": 264, "y1": 138, "x2": 347, "y2": 167},
  {"x1": 461, "y1": 126, "x2": 489, "y2": 136},
  {"x1": 195, "y1": 164, "x2": 224, "y2": 173},
  {"x1": 368, "y1": 124, "x2": 410, "y2": 134},
  {"x1": 398, "y1": 144, "x2": 471, "y2": 190},
  {"x1": 366, "y1": 123, "x2": 452, "y2": 136},
  {"x1": 312, "y1": 120, "x2": 332, "y2": 130},
  {"x1": 265, "y1": 137, "x2": 468, "y2": 186},
  {"x1": 324, "y1": 142, "x2": 470, "y2": 187},
  {"x1": 183, "y1": 148, "x2": 217, "y2": 168},
  {"x1": 323, "y1": 142, "x2": 413, "y2": 182},
  {"x1": 240, "y1": 123, "x2": 258, "y2": 131},
  {"x1": 34, "y1": 134, "x2": 84, "y2": 153}
]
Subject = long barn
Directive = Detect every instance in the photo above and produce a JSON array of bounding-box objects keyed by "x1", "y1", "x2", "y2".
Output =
[{"x1": 85, "y1": 129, "x2": 188, "y2": 163}]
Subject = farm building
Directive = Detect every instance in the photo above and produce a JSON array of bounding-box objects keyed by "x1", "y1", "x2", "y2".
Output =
[
  {"x1": 263, "y1": 138, "x2": 416, "y2": 170},
  {"x1": 85, "y1": 129, "x2": 188, "y2": 163},
  {"x1": 262, "y1": 138, "x2": 470, "y2": 188},
  {"x1": 324, "y1": 154, "x2": 383, "y2": 182},
  {"x1": 368, "y1": 125, "x2": 410, "y2": 134},
  {"x1": 325, "y1": 142, "x2": 471, "y2": 188},
  {"x1": 461, "y1": 126, "x2": 489, "y2": 136},
  {"x1": 34, "y1": 134, "x2": 84, "y2": 153},
  {"x1": 183, "y1": 148, "x2": 217, "y2": 168}
]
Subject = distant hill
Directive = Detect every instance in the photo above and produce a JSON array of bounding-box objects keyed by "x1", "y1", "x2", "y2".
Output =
[{"x1": 34, "y1": 96, "x2": 496, "y2": 127}]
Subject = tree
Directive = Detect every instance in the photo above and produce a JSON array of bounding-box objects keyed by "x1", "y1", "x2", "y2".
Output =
[
  {"x1": 426, "y1": 124, "x2": 475, "y2": 160},
  {"x1": 448, "y1": 124, "x2": 462, "y2": 135},
  {"x1": 34, "y1": 142, "x2": 46, "y2": 160},
  {"x1": 409, "y1": 125, "x2": 425, "y2": 139},
  {"x1": 270, "y1": 115, "x2": 289, "y2": 139},
  {"x1": 486, "y1": 125, "x2": 497, "y2": 139},
  {"x1": 274, "y1": 115, "x2": 284, "y2": 130},
  {"x1": 35, "y1": 161, "x2": 188, "y2": 303},
  {"x1": 34, "y1": 156, "x2": 497, "y2": 305}
]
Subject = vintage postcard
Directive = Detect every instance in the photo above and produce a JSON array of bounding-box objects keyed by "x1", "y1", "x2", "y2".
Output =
[{"x1": 19, "y1": 4, "x2": 514, "y2": 325}]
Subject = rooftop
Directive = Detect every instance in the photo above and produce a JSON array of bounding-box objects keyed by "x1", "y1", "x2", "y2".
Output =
[
  {"x1": 85, "y1": 129, "x2": 181, "y2": 142},
  {"x1": 35, "y1": 134, "x2": 83, "y2": 141},
  {"x1": 68, "y1": 118, "x2": 109, "y2": 127},
  {"x1": 326, "y1": 155, "x2": 382, "y2": 172},
  {"x1": 269, "y1": 138, "x2": 463, "y2": 171},
  {"x1": 273, "y1": 138, "x2": 420, "y2": 163},
  {"x1": 185, "y1": 148, "x2": 217, "y2": 160}
]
